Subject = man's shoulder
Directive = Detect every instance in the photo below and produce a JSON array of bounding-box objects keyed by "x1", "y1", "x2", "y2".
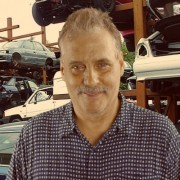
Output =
[
  {"x1": 23, "y1": 102, "x2": 72, "y2": 134},
  {"x1": 125, "y1": 101, "x2": 178, "y2": 136}
]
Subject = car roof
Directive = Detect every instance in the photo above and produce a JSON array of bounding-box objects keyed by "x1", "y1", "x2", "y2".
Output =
[
  {"x1": 0, "y1": 75, "x2": 31, "y2": 79},
  {"x1": 9, "y1": 39, "x2": 44, "y2": 44},
  {"x1": 0, "y1": 121, "x2": 27, "y2": 133}
]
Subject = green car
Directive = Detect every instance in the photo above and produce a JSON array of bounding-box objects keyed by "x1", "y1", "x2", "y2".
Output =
[{"x1": 0, "y1": 121, "x2": 26, "y2": 180}]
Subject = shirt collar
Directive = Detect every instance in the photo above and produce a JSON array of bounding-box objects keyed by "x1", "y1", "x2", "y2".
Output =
[
  {"x1": 58, "y1": 102, "x2": 76, "y2": 138},
  {"x1": 115, "y1": 93, "x2": 134, "y2": 135}
]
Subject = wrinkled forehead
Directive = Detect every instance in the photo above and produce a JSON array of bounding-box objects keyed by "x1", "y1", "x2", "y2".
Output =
[{"x1": 59, "y1": 27, "x2": 118, "y2": 55}]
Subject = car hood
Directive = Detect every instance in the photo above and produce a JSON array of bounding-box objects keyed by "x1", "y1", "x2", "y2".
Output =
[
  {"x1": 5, "y1": 105, "x2": 23, "y2": 117},
  {"x1": 2, "y1": 85, "x2": 17, "y2": 92}
]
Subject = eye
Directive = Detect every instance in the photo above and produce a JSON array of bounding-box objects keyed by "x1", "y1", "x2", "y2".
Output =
[
  {"x1": 96, "y1": 63, "x2": 110, "y2": 70},
  {"x1": 71, "y1": 64, "x2": 86, "y2": 73}
]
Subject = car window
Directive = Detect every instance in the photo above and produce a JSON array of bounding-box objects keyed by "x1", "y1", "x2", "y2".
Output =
[
  {"x1": 23, "y1": 41, "x2": 35, "y2": 50},
  {"x1": 42, "y1": 44, "x2": 51, "y2": 52},
  {"x1": 2, "y1": 41, "x2": 23, "y2": 49},
  {"x1": 28, "y1": 80, "x2": 38, "y2": 90},
  {"x1": 29, "y1": 89, "x2": 53, "y2": 104},
  {"x1": 34, "y1": 42, "x2": 45, "y2": 51}
]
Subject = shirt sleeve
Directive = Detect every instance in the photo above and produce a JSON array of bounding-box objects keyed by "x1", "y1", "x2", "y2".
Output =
[{"x1": 165, "y1": 125, "x2": 180, "y2": 180}]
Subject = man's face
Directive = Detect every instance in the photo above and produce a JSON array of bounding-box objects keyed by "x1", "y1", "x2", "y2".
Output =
[{"x1": 60, "y1": 28, "x2": 124, "y2": 116}]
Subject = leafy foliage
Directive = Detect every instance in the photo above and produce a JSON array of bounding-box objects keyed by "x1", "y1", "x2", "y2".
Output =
[
  {"x1": 121, "y1": 42, "x2": 135, "y2": 66},
  {"x1": 120, "y1": 42, "x2": 135, "y2": 90}
]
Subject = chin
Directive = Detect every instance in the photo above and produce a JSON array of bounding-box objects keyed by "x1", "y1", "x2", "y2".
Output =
[{"x1": 84, "y1": 106, "x2": 105, "y2": 115}]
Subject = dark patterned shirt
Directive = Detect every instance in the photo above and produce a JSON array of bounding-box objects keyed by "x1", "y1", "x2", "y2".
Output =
[{"x1": 6, "y1": 95, "x2": 180, "y2": 180}]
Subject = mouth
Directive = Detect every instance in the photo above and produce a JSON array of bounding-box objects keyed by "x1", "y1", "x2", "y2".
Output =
[
  {"x1": 83, "y1": 91, "x2": 102, "y2": 97},
  {"x1": 77, "y1": 86, "x2": 108, "y2": 98}
]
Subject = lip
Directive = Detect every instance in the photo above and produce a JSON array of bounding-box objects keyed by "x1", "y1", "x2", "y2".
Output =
[{"x1": 83, "y1": 92, "x2": 102, "y2": 97}]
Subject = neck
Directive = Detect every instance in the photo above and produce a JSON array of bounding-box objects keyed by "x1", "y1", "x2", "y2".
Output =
[{"x1": 74, "y1": 98, "x2": 121, "y2": 145}]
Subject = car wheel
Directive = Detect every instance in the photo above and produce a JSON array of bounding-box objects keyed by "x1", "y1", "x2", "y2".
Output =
[
  {"x1": 52, "y1": 9, "x2": 70, "y2": 24},
  {"x1": 32, "y1": 2, "x2": 53, "y2": 26},
  {"x1": 11, "y1": 118, "x2": 21, "y2": 123},
  {"x1": 33, "y1": 70, "x2": 42, "y2": 81},
  {"x1": 45, "y1": 58, "x2": 53, "y2": 67},
  {"x1": 0, "y1": 108, "x2": 3, "y2": 119},
  {"x1": 12, "y1": 53, "x2": 21, "y2": 67},
  {"x1": 93, "y1": 0, "x2": 115, "y2": 13}
]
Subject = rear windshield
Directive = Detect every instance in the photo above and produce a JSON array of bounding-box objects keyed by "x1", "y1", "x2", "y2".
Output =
[
  {"x1": 0, "y1": 132, "x2": 19, "y2": 152},
  {"x1": 3, "y1": 41, "x2": 23, "y2": 49}
]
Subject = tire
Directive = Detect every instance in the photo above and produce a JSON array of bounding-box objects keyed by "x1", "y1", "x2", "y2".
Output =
[
  {"x1": 32, "y1": 2, "x2": 53, "y2": 26},
  {"x1": 33, "y1": 70, "x2": 42, "y2": 81},
  {"x1": 11, "y1": 118, "x2": 21, "y2": 123},
  {"x1": 52, "y1": 9, "x2": 70, "y2": 24},
  {"x1": 12, "y1": 53, "x2": 21, "y2": 67},
  {"x1": 45, "y1": 58, "x2": 53, "y2": 67},
  {"x1": 0, "y1": 108, "x2": 3, "y2": 119},
  {"x1": 93, "y1": 0, "x2": 115, "y2": 13}
]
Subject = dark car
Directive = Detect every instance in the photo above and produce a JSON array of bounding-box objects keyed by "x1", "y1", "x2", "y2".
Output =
[
  {"x1": 0, "y1": 76, "x2": 38, "y2": 118},
  {"x1": 0, "y1": 121, "x2": 26, "y2": 180},
  {"x1": 32, "y1": 0, "x2": 137, "y2": 51},
  {"x1": 2, "y1": 76, "x2": 38, "y2": 102},
  {"x1": 32, "y1": 0, "x2": 116, "y2": 26},
  {"x1": 0, "y1": 40, "x2": 59, "y2": 80}
]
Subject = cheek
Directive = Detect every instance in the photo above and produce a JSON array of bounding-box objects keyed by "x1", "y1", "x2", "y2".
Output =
[{"x1": 64, "y1": 73, "x2": 82, "y2": 89}]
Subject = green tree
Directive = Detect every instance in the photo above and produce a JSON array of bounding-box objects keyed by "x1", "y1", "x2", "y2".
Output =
[{"x1": 120, "y1": 42, "x2": 135, "y2": 90}]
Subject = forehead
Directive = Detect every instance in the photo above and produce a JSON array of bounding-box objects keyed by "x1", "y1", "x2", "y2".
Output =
[{"x1": 61, "y1": 28, "x2": 117, "y2": 60}]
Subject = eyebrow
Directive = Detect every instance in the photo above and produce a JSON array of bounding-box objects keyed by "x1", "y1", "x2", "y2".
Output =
[
  {"x1": 68, "y1": 61, "x2": 83, "y2": 66},
  {"x1": 69, "y1": 58, "x2": 111, "y2": 64}
]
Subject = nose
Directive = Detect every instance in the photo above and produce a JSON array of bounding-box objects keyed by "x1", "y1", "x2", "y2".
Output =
[{"x1": 83, "y1": 68, "x2": 99, "y2": 86}]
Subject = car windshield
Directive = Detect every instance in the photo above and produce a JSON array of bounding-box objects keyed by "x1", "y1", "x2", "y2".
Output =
[
  {"x1": 3, "y1": 41, "x2": 23, "y2": 49},
  {"x1": 29, "y1": 88, "x2": 53, "y2": 103},
  {"x1": 0, "y1": 133, "x2": 19, "y2": 152},
  {"x1": 5, "y1": 78, "x2": 16, "y2": 86},
  {"x1": 28, "y1": 80, "x2": 38, "y2": 90}
]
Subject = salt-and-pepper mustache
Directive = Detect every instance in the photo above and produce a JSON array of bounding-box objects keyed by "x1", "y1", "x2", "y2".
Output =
[{"x1": 77, "y1": 86, "x2": 108, "y2": 94}]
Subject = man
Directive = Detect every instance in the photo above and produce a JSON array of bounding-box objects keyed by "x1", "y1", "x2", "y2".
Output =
[{"x1": 7, "y1": 8, "x2": 179, "y2": 179}]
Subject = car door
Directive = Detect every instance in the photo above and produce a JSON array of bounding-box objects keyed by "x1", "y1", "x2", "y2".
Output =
[
  {"x1": 22, "y1": 41, "x2": 37, "y2": 67},
  {"x1": 33, "y1": 41, "x2": 48, "y2": 66},
  {"x1": 25, "y1": 88, "x2": 55, "y2": 118}
]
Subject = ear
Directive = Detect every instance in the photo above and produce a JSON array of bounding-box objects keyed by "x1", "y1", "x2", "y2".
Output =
[
  {"x1": 60, "y1": 61, "x2": 65, "y2": 81},
  {"x1": 119, "y1": 52, "x2": 124, "y2": 77}
]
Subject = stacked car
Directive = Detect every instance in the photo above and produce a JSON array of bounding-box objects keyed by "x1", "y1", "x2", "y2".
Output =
[{"x1": 133, "y1": 0, "x2": 180, "y2": 93}]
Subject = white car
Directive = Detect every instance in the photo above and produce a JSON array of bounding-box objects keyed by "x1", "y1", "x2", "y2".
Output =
[
  {"x1": 2, "y1": 72, "x2": 70, "y2": 123},
  {"x1": 133, "y1": 0, "x2": 180, "y2": 92}
]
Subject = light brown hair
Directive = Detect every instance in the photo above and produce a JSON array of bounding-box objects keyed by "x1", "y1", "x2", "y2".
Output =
[{"x1": 58, "y1": 8, "x2": 122, "y2": 55}]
